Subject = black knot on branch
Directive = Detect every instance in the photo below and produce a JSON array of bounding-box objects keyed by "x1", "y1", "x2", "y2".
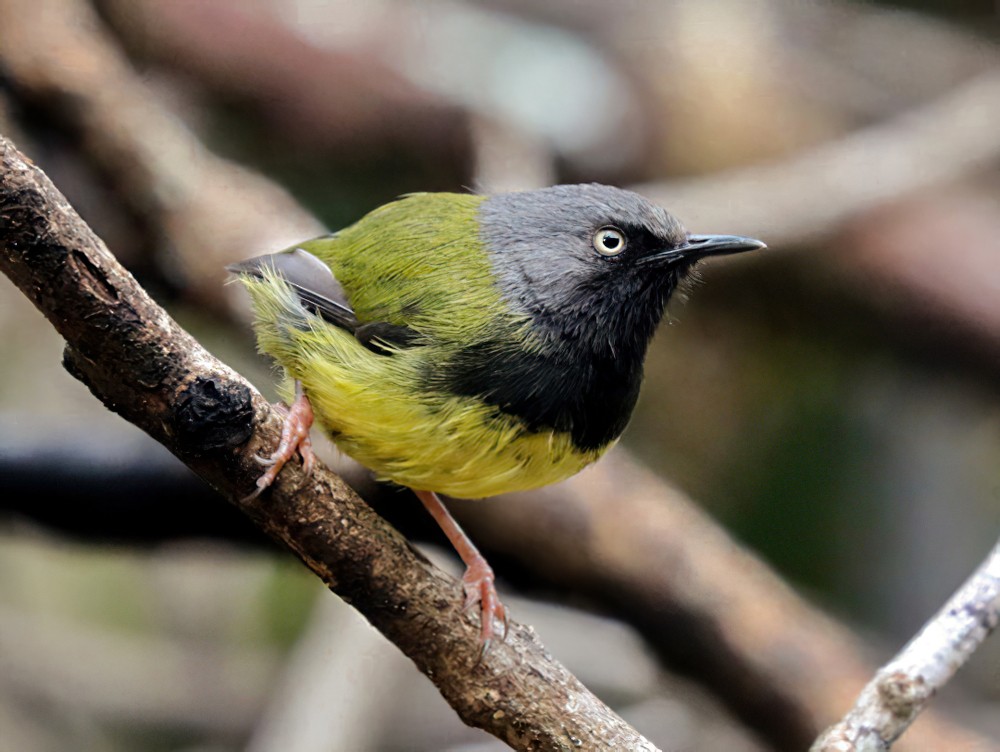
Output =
[{"x1": 174, "y1": 376, "x2": 254, "y2": 452}]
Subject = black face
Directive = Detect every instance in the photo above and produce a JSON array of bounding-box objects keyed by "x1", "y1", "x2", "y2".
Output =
[
  {"x1": 553, "y1": 218, "x2": 764, "y2": 360},
  {"x1": 537, "y1": 218, "x2": 692, "y2": 361}
]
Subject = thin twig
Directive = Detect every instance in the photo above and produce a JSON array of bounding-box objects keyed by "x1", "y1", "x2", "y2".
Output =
[
  {"x1": 812, "y1": 538, "x2": 1000, "y2": 751},
  {"x1": 0, "y1": 134, "x2": 659, "y2": 752}
]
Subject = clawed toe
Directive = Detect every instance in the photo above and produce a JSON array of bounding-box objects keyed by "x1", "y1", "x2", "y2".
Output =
[
  {"x1": 499, "y1": 602, "x2": 510, "y2": 641},
  {"x1": 240, "y1": 474, "x2": 271, "y2": 502},
  {"x1": 462, "y1": 563, "x2": 509, "y2": 653},
  {"x1": 245, "y1": 382, "x2": 315, "y2": 499},
  {"x1": 297, "y1": 435, "x2": 316, "y2": 478}
]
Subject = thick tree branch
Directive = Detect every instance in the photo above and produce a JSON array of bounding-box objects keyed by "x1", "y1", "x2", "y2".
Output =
[
  {"x1": 3, "y1": 2, "x2": 999, "y2": 747},
  {"x1": 0, "y1": 134, "x2": 658, "y2": 752}
]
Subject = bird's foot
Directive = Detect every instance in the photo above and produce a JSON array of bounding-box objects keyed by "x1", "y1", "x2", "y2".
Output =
[
  {"x1": 462, "y1": 556, "x2": 509, "y2": 658},
  {"x1": 245, "y1": 384, "x2": 315, "y2": 500},
  {"x1": 412, "y1": 489, "x2": 509, "y2": 658}
]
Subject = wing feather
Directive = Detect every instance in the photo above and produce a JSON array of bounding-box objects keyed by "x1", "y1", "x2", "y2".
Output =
[{"x1": 228, "y1": 247, "x2": 419, "y2": 354}]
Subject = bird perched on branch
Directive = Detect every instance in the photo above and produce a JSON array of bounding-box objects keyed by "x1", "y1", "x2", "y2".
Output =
[{"x1": 229, "y1": 183, "x2": 763, "y2": 650}]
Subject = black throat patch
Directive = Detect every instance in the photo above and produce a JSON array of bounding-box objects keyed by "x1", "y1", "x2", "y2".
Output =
[
  {"x1": 441, "y1": 267, "x2": 678, "y2": 452},
  {"x1": 442, "y1": 337, "x2": 645, "y2": 452}
]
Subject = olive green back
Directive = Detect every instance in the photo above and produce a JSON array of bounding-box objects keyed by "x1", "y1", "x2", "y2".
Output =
[{"x1": 298, "y1": 193, "x2": 515, "y2": 343}]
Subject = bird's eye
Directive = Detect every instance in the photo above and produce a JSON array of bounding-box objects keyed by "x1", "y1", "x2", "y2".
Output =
[{"x1": 593, "y1": 226, "x2": 627, "y2": 257}]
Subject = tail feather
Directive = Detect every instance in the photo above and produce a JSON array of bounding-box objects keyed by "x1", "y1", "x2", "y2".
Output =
[{"x1": 228, "y1": 248, "x2": 359, "y2": 334}]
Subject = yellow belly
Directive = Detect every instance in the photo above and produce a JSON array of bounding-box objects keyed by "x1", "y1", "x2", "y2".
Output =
[
  {"x1": 300, "y1": 367, "x2": 602, "y2": 499},
  {"x1": 282, "y1": 348, "x2": 600, "y2": 498}
]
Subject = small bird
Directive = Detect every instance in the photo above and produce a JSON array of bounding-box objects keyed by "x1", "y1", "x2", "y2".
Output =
[{"x1": 229, "y1": 183, "x2": 762, "y2": 649}]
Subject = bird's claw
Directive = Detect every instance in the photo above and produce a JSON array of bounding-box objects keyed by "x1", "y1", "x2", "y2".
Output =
[
  {"x1": 242, "y1": 387, "x2": 315, "y2": 501},
  {"x1": 241, "y1": 477, "x2": 268, "y2": 502},
  {"x1": 299, "y1": 439, "x2": 316, "y2": 477},
  {"x1": 462, "y1": 559, "x2": 509, "y2": 660}
]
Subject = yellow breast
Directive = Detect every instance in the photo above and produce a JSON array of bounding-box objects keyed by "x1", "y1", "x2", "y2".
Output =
[{"x1": 298, "y1": 350, "x2": 604, "y2": 499}]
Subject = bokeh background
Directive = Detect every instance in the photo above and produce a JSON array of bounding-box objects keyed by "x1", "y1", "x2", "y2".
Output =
[{"x1": 2, "y1": 0, "x2": 1000, "y2": 750}]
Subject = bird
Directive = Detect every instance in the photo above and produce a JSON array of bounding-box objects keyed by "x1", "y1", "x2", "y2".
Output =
[{"x1": 228, "y1": 183, "x2": 763, "y2": 650}]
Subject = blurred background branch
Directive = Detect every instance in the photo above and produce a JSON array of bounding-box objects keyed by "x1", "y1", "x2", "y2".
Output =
[{"x1": 2, "y1": 0, "x2": 1000, "y2": 750}]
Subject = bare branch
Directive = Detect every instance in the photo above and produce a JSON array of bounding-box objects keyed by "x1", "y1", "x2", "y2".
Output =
[
  {"x1": 0, "y1": 134, "x2": 658, "y2": 752},
  {"x1": 0, "y1": 0, "x2": 325, "y2": 314},
  {"x1": 812, "y1": 538, "x2": 1000, "y2": 751},
  {"x1": 636, "y1": 68, "x2": 1000, "y2": 247}
]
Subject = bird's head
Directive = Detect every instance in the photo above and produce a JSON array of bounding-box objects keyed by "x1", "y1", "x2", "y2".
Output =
[{"x1": 478, "y1": 183, "x2": 764, "y2": 357}]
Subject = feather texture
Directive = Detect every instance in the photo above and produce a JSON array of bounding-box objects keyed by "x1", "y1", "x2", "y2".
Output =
[{"x1": 231, "y1": 186, "x2": 756, "y2": 498}]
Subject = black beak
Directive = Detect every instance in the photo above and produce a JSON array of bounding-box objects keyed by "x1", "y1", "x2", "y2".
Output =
[{"x1": 640, "y1": 234, "x2": 765, "y2": 265}]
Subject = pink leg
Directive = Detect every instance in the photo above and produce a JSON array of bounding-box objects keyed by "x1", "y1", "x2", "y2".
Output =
[
  {"x1": 245, "y1": 381, "x2": 316, "y2": 500},
  {"x1": 414, "y1": 489, "x2": 509, "y2": 653}
]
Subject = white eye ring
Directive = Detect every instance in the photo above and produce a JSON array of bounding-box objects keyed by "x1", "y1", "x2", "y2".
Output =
[{"x1": 593, "y1": 226, "x2": 627, "y2": 257}]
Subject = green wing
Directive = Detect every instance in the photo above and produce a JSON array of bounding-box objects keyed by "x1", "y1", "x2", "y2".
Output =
[{"x1": 297, "y1": 193, "x2": 511, "y2": 344}]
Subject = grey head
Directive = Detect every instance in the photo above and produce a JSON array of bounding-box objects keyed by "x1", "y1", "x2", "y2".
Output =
[{"x1": 478, "y1": 183, "x2": 763, "y2": 358}]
